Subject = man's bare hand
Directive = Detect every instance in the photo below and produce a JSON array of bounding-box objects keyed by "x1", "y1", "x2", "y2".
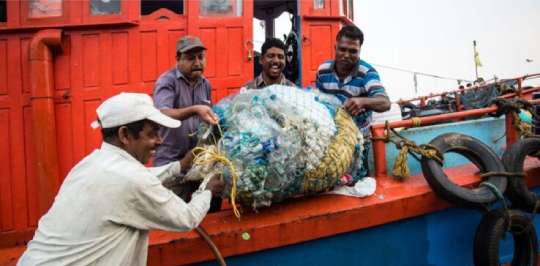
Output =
[
  {"x1": 179, "y1": 150, "x2": 195, "y2": 172},
  {"x1": 205, "y1": 174, "x2": 225, "y2": 196},
  {"x1": 194, "y1": 105, "x2": 219, "y2": 125},
  {"x1": 343, "y1": 97, "x2": 367, "y2": 116}
]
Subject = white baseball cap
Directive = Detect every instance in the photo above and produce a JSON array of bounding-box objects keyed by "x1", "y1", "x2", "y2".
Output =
[{"x1": 90, "y1": 92, "x2": 181, "y2": 129}]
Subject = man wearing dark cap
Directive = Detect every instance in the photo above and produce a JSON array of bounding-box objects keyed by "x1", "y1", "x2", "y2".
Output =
[{"x1": 153, "y1": 36, "x2": 221, "y2": 209}]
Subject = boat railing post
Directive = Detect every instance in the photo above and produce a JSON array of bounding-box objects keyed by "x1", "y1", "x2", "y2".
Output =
[
  {"x1": 517, "y1": 78, "x2": 523, "y2": 98},
  {"x1": 420, "y1": 97, "x2": 426, "y2": 107},
  {"x1": 533, "y1": 92, "x2": 540, "y2": 135},
  {"x1": 371, "y1": 126, "x2": 387, "y2": 178},
  {"x1": 505, "y1": 113, "x2": 518, "y2": 147},
  {"x1": 454, "y1": 91, "x2": 462, "y2": 112}
]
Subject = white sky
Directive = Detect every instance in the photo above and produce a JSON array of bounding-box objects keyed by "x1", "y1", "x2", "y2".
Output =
[
  {"x1": 253, "y1": 0, "x2": 540, "y2": 101},
  {"x1": 355, "y1": 0, "x2": 540, "y2": 100}
]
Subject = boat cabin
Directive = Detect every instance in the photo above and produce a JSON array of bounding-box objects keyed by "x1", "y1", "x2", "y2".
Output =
[
  {"x1": 3, "y1": 1, "x2": 540, "y2": 265},
  {"x1": 0, "y1": 0, "x2": 353, "y2": 259}
]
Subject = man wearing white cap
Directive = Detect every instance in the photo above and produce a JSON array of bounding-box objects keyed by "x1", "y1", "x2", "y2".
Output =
[{"x1": 17, "y1": 93, "x2": 224, "y2": 266}]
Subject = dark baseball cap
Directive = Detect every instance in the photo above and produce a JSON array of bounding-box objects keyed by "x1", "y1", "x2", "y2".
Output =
[{"x1": 176, "y1": 36, "x2": 206, "y2": 53}]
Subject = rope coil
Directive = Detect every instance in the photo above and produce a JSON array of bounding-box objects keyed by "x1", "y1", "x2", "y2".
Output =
[
  {"x1": 191, "y1": 124, "x2": 242, "y2": 219},
  {"x1": 192, "y1": 146, "x2": 241, "y2": 219}
]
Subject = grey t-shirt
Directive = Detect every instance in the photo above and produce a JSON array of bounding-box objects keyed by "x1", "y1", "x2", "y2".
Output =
[{"x1": 153, "y1": 68, "x2": 212, "y2": 166}]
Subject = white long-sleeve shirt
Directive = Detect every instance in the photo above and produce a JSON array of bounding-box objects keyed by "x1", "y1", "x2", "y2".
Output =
[{"x1": 18, "y1": 142, "x2": 212, "y2": 266}]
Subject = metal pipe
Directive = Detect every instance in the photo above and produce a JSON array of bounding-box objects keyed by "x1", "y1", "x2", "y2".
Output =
[
  {"x1": 371, "y1": 99, "x2": 540, "y2": 178},
  {"x1": 372, "y1": 106, "x2": 498, "y2": 130},
  {"x1": 505, "y1": 113, "x2": 518, "y2": 147},
  {"x1": 30, "y1": 29, "x2": 63, "y2": 215}
]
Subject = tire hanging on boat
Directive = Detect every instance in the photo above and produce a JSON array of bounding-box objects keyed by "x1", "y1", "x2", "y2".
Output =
[
  {"x1": 420, "y1": 132, "x2": 507, "y2": 208},
  {"x1": 473, "y1": 209, "x2": 538, "y2": 266},
  {"x1": 502, "y1": 138, "x2": 540, "y2": 212},
  {"x1": 400, "y1": 102, "x2": 418, "y2": 120}
]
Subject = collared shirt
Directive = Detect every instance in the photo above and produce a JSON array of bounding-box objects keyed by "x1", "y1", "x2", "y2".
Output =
[
  {"x1": 315, "y1": 59, "x2": 387, "y2": 135},
  {"x1": 153, "y1": 68, "x2": 212, "y2": 166},
  {"x1": 17, "y1": 142, "x2": 211, "y2": 266},
  {"x1": 240, "y1": 73, "x2": 295, "y2": 92}
]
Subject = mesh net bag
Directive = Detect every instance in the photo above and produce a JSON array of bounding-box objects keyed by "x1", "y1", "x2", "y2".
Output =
[{"x1": 187, "y1": 85, "x2": 362, "y2": 212}]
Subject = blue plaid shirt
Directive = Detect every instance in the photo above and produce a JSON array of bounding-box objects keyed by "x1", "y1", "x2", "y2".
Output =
[{"x1": 315, "y1": 59, "x2": 387, "y2": 136}]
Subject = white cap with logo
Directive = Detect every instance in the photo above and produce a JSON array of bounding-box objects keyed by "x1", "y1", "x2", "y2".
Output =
[{"x1": 90, "y1": 92, "x2": 181, "y2": 129}]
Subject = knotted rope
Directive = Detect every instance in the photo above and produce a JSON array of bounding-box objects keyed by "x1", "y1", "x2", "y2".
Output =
[
  {"x1": 491, "y1": 98, "x2": 537, "y2": 138},
  {"x1": 302, "y1": 108, "x2": 358, "y2": 193},
  {"x1": 191, "y1": 124, "x2": 242, "y2": 219},
  {"x1": 372, "y1": 121, "x2": 443, "y2": 180}
]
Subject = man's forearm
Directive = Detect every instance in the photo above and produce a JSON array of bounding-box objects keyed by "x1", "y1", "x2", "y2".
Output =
[
  {"x1": 160, "y1": 106, "x2": 197, "y2": 121},
  {"x1": 362, "y1": 96, "x2": 391, "y2": 112},
  {"x1": 148, "y1": 161, "x2": 181, "y2": 184}
]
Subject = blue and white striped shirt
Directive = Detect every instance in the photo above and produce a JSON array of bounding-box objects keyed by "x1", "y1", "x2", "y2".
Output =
[{"x1": 315, "y1": 59, "x2": 387, "y2": 134}]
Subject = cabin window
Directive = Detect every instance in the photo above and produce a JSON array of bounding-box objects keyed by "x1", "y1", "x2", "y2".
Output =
[
  {"x1": 90, "y1": 0, "x2": 121, "y2": 16},
  {"x1": 28, "y1": 0, "x2": 63, "y2": 18},
  {"x1": 0, "y1": 0, "x2": 6, "y2": 22},
  {"x1": 313, "y1": 0, "x2": 324, "y2": 10},
  {"x1": 200, "y1": 0, "x2": 242, "y2": 17},
  {"x1": 141, "y1": 0, "x2": 183, "y2": 15},
  {"x1": 340, "y1": 0, "x2": 353, "y2": 19}
]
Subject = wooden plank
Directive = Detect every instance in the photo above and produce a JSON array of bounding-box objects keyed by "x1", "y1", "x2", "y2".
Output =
[
  {"x1": 54, "y1": 34, "x2": 70, "y2": 91},
  {"x1": 23, "y1": 106, "x2": 37, "y2": 227},
  {"x1": 0, "y1": 39, "x2": 6, "y2": 95},
  {"x1": 0, "y1": 109, "x2": 13, "y2": 231},
  {"x1": 167, "y1": 29, "x2": 184, "y2": 68},
  {"x1": 9, "y1": 36, "x2": 28, "y2": 230},
  {"x1": 99, "y1": 31, "x2": 112, "y2": 95},
  {"x1": 55, "y1": 103, "x2": 73, "y2": 183},
  {"x1": 309, "y1": 24, "x2": 332, "y2": 71},
  {"x1": 20, "y1": 38, "x2": 30, "y2": 94},
  {"x1": 199, "y1": 28, "x2": 216, "y2": 79},
  {"x1": 82, "y1": 33, "x2": 100, "y2": 89},
  {"x1": 226, "y1": 27, "x2": 242, "y2": 76},
  {"x1": 83, "y1": 100, "x2": 101, "y2": 154},
  {"x1": 111, "y1": 32, "x2": 129, "y2": 85},
  {"x1": 140, "y1": 30, "x2": 158, "y2": 83}
]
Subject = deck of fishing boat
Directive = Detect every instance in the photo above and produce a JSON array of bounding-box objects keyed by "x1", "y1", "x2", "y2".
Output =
[{"x1": 2, "y1": 160, "x2": 538, "y2": 265}]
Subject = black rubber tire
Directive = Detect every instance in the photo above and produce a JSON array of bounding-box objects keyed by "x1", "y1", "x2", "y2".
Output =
[
  {"x1": 474, "y1": 209, "x2": 538, "y2": 266},
  {"x1": 502, "y1": 138, "x2": 540, "y2": 212},
  {"x1": 421, "y1": 133, "x2": 507, "y2": 208},
  {"x1": 400, "y1": 102, "x2": 418, "y2": 120}
]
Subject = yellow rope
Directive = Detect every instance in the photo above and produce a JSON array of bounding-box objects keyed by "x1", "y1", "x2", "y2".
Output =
[
  {"x1": 374, "y1": 122, "x2": 443, "y2": 180},
  {"x1": 512, "y1": 112, "x2": 533, "y2": 138},
  {"x1": 392, "y1": 145, "x2": 410, "y2": 180},
  {"x1": 302, "y1": 108, "x2": 358, "y2": 193},
  {"x1": 192, "y1": 146, "x2": 241, "y2": 219},
  {"x1": 411, "y1": 117, "x2": 422, "y2": 127}
]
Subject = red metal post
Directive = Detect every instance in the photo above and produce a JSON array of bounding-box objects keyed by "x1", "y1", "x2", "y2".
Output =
[
  {"x1": 454, "y1": 91, "x2": 462, "y2": 112},
  {"x1": 505, "y1": 113, "x2": 518, "y2": 147},
  {"x1": 517, "y1": 78, "x2": 523, "y2": 98},
  {"x1": 30, "y1": 29, "x2": 63, "y2": 216},
  {"x1": 371, "y1": 126, "x2": 387, "y2": 177},
  {"x1": 419, "y1": 97, "x2": 426, "y2": 107}
]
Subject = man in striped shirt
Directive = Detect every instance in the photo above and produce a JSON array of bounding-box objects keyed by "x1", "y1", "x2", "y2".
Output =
[{"x1": 316, "y1": 25, "x2": 391, "y2": 183}]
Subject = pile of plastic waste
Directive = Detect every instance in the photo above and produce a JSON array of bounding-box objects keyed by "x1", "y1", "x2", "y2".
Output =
[{"x1": 187, "y1": 85, "x2": 361, "y2": 212}]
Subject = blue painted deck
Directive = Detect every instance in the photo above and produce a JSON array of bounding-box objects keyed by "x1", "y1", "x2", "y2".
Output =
[{"x1": 370, "y1": 116, "x2": 507, "y2": 176}]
